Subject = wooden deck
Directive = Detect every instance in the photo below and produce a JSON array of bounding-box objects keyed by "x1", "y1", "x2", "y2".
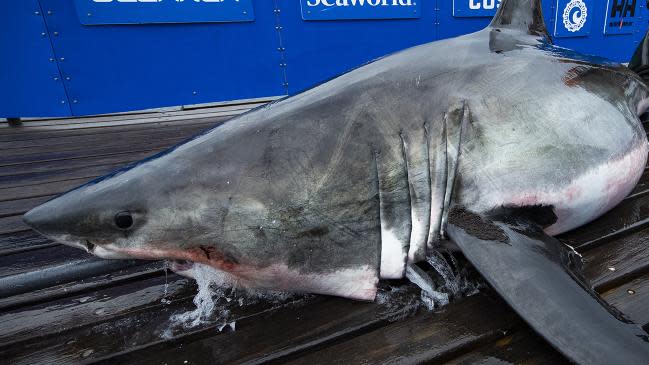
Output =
[{"x1": 0, "y1": 100, "x2": 648, "y2": 364}]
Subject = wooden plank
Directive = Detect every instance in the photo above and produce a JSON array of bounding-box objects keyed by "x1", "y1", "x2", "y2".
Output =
[
  {"x1": 2, "y1": 122, "x2": 208, "y2": 154},
  {"x1": 0, "y1": 241, "x2": 58, "y2": 257},
  {"x1": 0, "y1": 259, "x2": 140, "y2": 299},
  {"x1": 0, "y1": 263, "x2": 161, "y2": 312},
  {"x1": 0, "y1": 177, "x2": 95, "y2": 202},
  {"x1": 0, "y1": 149, "x2": 162, "y2": 178},
  {"x1": 0, "y1": 284, "x2": 292, "y2": 365},
  {"x1": 0, "y1": 196, "x2": 53, "y2": 218},
  {"x1": 0, "y1": 269, "x2": 304, "y2": 365},
  {"x1": 0, "y1": 215, "x2": 29, "y2": 235},
  {"x1": 582, "y1": 226, "x2": 649, "y2": 292},
  {"x1": 0, "y1": 163, "x2": 124, "y2": 190},
  {"x1": 276, "y1": 293, "x2": 518, "y2": 365},
  {"x1": 0, "y1": 109, "x2": 248, "y2": 134},
  {"x1": 0, "y1": 274, "x2": 193, "y2": 349},
  {"x1": 1, "y1": 284, "x2": 416, "y2": 365},
  {"x1": 0, "y1": 231, "x2": 53, "y2": 255},
  {"x1": 10, "y1": 96, "x2": 277, "y2": 125},
  {"x1": 2, "y1": 121, "x2": 212, "y2": 151},
  {"x1": 2, "y1": 163, "x2": 163, "y2": 190},
  {"x1": 0, "y1": 118, "x2": 219, "y2": 144},
  {"x1": 0, "y1": 97, "x2": 271, "y2": 126},
  {"x1": 0, "y1": 244, "x2": 93, "y2": 280},
  {"x1": 0, "y1": 102, "x2": 261, "y2": 130},
  {"x1": 97, "y1": 288, "x2": 421, "y2": 365},
  {"x1": 0, "y1": 137, "x2": 185, "y2": 167},
  {"x1": 443, "y1": 329, "x2": 568, "y2": 365},
  {"x1": 600, "y1": 272, "x2": 649, "y2": 327}
]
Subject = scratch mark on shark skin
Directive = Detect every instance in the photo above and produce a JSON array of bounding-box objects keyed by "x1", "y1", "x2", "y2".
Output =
[{"x1": 312, "y1": 117, "x2": 358, "y2": 193}]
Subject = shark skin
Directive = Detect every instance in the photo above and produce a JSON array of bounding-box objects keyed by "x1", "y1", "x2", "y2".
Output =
[{"x1": 23, "y1": 1, "x2": 649, "y2": 363}]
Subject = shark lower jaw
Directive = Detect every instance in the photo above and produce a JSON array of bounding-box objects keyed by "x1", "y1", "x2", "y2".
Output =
[{"x1": 83, "y1": 243, "x2": 379, "y2": 301}]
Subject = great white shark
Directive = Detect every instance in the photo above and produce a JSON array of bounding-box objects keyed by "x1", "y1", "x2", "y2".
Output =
[{"x1": 22, "y1": 0, "x2": 649, "y2": 363}]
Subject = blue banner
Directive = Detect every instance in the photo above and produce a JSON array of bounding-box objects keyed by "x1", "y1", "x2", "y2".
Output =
[
  {"x1": 553, "y1": 0, "x2": 592, "y2": 38},
  {"x1": 453, "y1": 0, "x2": 502, "y2": 18},
  {"x1": 603, "y1": 0, "x2": 637, "y2": 35},
  {"x1": 300, "y1": 0, "x2": 420, "y2": 21},
  {"x1": 73, "y1": 0, "x2": 254, "y2": 25}
]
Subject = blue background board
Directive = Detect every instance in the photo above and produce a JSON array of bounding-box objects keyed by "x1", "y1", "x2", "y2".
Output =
[
  {"x1": 603, "y1": 0, "x2": 639, "y2": 35},
  {"x1": 556, "y1": 0, "x2": 641, "y2": 62},
  {"x1": 553, "y1": 0, "x2": 593, "y2": 37},
  {"x1": 452, "y1": 0, "x2": 501, "y2": 18},
  {"x1": 73, "y1": 0, "x2": 254, "y2": 25},
  {"x1": 283, "y1": 1, "x2": 436, "y2": 93},
  {"x1": 2, "y1": 1, "x2": 648, "y2": 118},
  {"x1": 299, "y1": 0, "x2": 421, "y2": 21},
  {"x1": 36, "y1": 0, "x2": 284, "y2": 116},
  {"x1": 0, "y1": 1, "x2": 70, "y2": 117}
]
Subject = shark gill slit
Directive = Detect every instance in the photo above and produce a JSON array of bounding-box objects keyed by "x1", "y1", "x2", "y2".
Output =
[
  {"x1": 441, "y1": 102, "x2": 469, "y2": 238},
  {"x1": 371, "y1": 149, "x2": 382, "y2": 277},
  {"x1": 399, "y1": 131, "x2": 414, "y2": 264},
  {"x1": 427, "y1": 114, "x2": 448, "y2": 250},
  {"x1": 401, "y1": 128, "x2": 432, "y2": 264},
  {"x1": 373, "y1": 149, "x2": 385, "y2": 277},
  {"x1": 422, "y1": 120, "x2": 436, "y2": 257},
  {"x1": 376, "y1": 139, "x2": 411, "y2": 279}
]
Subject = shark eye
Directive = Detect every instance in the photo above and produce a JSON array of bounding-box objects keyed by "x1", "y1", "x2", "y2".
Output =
[{"x1": 114, "y1": 211, "x2": 133, "y2": 230}]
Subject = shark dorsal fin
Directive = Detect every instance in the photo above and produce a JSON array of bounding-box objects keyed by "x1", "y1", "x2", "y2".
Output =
[{"x1": 490, "y1": 0, "x2": 549, "y2": 38}]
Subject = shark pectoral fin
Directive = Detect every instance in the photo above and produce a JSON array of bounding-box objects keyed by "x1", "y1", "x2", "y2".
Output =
[{"x1": 446, "y1": 206, "x2": 649, "y2": 365}]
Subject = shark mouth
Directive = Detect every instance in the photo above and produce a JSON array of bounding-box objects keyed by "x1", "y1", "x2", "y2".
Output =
[{"x1": 84, "y1": 241, "x2": 379, "y2": 300}]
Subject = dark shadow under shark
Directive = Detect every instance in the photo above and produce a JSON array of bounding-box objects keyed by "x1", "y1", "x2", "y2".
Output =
[{"x1": 22, "y1": 0, "x2": 649, "y2": 363}]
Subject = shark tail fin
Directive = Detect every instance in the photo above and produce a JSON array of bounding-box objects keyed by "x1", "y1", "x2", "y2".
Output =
[
  {"x1": 490, "y1": 0, "x2": 549, "y2": 38},
  {"x1": 629, "y1": 29, "x2": 649, "y2": 83}
]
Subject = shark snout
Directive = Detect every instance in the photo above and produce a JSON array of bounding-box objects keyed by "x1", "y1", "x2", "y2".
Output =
[
  {"x1": 23, "y1": 202, "x2": 59, "y2": 237},
  {"x1": 23, "y1": 195, "x2": 99, "y2": 253},
  {"x1": 23, "y1": 203, "x2": 82, "y2": 252}
]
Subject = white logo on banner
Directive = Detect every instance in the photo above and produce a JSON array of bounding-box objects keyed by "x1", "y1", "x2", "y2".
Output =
[
  {"x1": 468, "y1": 0, "x2": 501, "y2": 10},
  {"x1": 305, "y1": 0, "x2": 414, "y2": 7},
  {"x1": 563, "y1": 0, "x2": 588, "y2": 32}
]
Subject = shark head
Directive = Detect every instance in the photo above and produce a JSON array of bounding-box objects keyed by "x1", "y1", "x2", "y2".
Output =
[{"x1": 23, "y1": 109, "x2": 382, "y2": 301}]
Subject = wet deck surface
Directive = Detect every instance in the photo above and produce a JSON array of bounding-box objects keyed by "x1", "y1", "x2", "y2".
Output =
[{"x1": 1, "y1": 101, "x2": 648, "y2": 364}]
